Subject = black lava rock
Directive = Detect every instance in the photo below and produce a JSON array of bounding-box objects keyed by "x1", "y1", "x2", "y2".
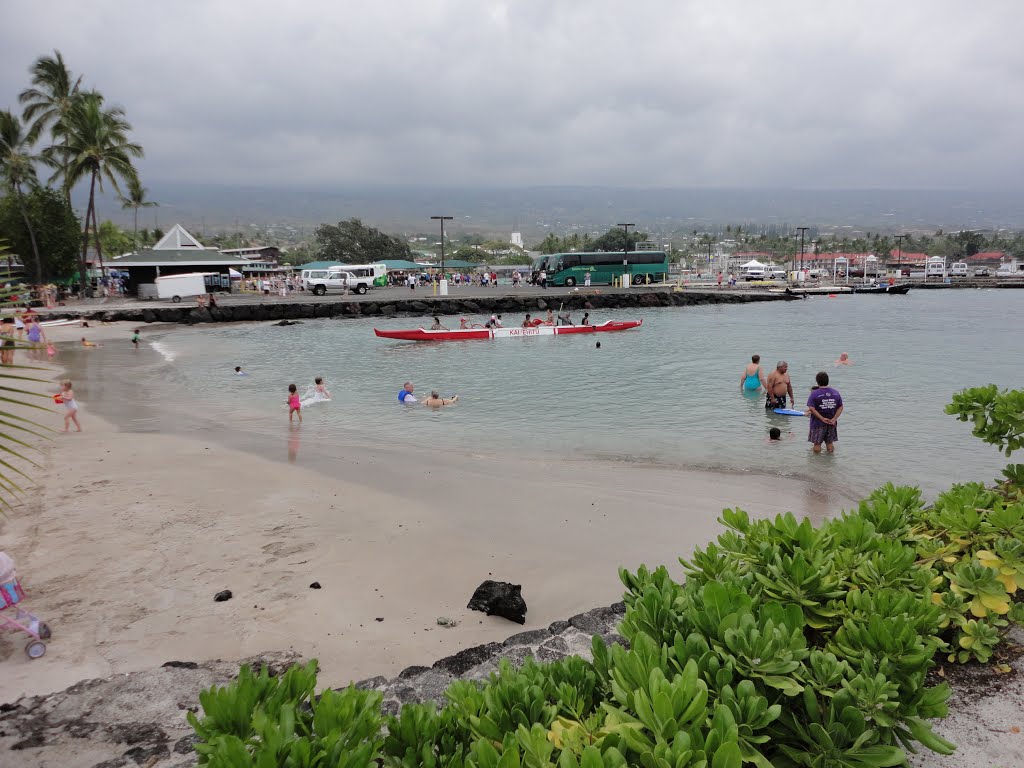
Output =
[
  {"x1": 309, "y1": 581, "x2": 321, "y2": 589},
  {"x1": 214, "y1": 590, "x2": 233, "y2": 602},
  {"x1": 467, "y1": 580, "x2": 527, "y2": 624}
]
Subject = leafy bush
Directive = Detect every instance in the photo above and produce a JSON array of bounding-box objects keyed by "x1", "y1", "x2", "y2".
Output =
[{"x1": 188, "y1": 387, "x2": 1024, "y2": 766}]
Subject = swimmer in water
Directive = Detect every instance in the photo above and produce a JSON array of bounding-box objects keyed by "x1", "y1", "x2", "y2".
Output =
[
  {"x1": 741, "y1": 354, "x2": 765, "y2": 392},
  {"x1": 314, "y1": 376, "x2": 331, "y2": 399},
  {"x1": 834, "y1": 352, "x2": 852, "y2": 365},
  {"x1": 769, "y1": 427, "x2": 782, "y2": 441},
  {"x1": 234, "y1": 366, "x2": 246, "y2": 376},
  {"x1": 80, "y1": 337, "x2": 101, "y2": 348},
  {"x1": 398, "y1": 381, "x2": 417, "y2": 403},
  {"x1": 287, "y1": 383, "x2": 302, "y2": 423},
  {"x1": 423, "y1": 391, "x2": 458, "y2": 407}
]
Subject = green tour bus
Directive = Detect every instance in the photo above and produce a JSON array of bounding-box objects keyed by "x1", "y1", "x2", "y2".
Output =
[{"x1": 531, "y1": 251, "x2": 670, "y2": 287}]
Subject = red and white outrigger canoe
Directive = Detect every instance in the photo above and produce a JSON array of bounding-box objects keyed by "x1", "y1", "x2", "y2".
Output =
[{"x1": 374, "y1": 319, "x2": 642, "y2": 342}]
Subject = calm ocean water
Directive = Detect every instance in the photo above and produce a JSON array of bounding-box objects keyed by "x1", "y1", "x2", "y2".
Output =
[{"x1": 71, "y1": 289, "x2": 1021, "y2": 499}]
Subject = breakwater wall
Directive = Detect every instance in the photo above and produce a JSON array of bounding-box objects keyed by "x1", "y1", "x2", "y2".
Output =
[{"x1": 51, "y1": 288, "x2": 797, "y2": 325}]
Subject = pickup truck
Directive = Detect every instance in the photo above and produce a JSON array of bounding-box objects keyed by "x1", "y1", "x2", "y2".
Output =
[{"x1": 307, "y1": 269, "x2": 373, "y2": 295}]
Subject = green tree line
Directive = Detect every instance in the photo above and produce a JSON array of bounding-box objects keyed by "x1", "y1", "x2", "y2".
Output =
[{"x1": 0, "y1": 50, "x2": 153, "y2": 286}]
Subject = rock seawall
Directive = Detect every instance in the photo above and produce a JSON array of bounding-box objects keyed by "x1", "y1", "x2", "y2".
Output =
[{"x1": 49, "y1": 289, "x2": 796, "y2": 326}]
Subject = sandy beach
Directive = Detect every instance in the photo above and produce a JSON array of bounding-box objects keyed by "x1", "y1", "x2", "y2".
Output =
[{"x1": 0, "y1": 321, "x2": 855, "y2": 702}]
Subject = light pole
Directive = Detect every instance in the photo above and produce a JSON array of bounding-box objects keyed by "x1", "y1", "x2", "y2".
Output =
[
  {"x1": 796, "y1": 227, "x2": 809, "y2": 272},
  {"x1": 617, "y1": 223, "x2": 634, "y2": 286},
  {"x1": 894, "y1": 233, "x2": 908, "y2": 276},
  {"x1": 431, "y1": 215, "x2": 454, "y2": 277}
]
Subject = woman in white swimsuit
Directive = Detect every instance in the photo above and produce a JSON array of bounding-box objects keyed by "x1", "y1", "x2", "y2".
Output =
[{"x1": 59, "y1": 380, "x2": 82, "y2": 432}]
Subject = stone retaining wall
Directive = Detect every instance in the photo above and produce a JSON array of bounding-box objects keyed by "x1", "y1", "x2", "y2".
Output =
[{"x1": 49, "y1": 290, "x2": 795, "y2": 326}]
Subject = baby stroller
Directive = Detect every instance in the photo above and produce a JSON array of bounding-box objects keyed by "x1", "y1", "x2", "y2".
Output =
[{"x1": 1, "y1": 552, "x2": 51, "y2": 659}]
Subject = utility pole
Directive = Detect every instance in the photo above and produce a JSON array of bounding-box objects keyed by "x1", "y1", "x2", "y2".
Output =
[
  {"x1": 894, "y1": 233, "x2": 908, "y2": 275},
  {"x1": 796, "y1": 227, "x2": 809, "y2": 272},
  {"x1": 430, "y1": 215, "x2": 454, "y2": 275},
  {"x1": 617, "y1": 222, "x2": 634, "y2": 286}
]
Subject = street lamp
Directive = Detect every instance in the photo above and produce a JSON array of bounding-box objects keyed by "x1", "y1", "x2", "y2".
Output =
[
  {"x1": 430, "y1": 215, "x2": 454, "y2": 276},
  {"x1": 894, "y1": 233, "x2": 908, "y2": 276},
  {"x1": 617, "y1": 223, "x2": 634, "y2": 287},
  {"x1": 796, "y1": 227, "x2": 809, "y2": 272}
]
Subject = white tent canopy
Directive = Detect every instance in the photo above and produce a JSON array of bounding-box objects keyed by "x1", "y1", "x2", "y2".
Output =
[{"x1": 740, "y1": 259, "x2": 766, "y2": 268}]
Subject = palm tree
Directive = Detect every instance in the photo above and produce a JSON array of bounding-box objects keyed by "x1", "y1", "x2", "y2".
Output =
[
  {"x1": 0, "y1": 111, "x2": 44, "y2": 285},
  {"x1": 118, "y1": 177, "x2": 157, "y2": 251},
  {"x1": 46, "y1": 92, "x2": 143, "y2": 289},
  {"x1": 18, "y1": 50, "x2": 83, "y2": 203}
]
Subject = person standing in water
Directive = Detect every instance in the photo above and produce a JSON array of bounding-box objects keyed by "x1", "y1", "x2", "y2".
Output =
[
  {"x1": 398, "y1": 381, "x2": 417, "y2": 403},
  {"x1": 765, "y1": 361, "x2": 794, "y2": 410},
  {"x1": 131, "y1": 329, "x2": 140, "y2": 349},
  {"x1": 287, "y1": 384, "x2": 302, "y2": 423},
  {"x1": 806, "y1": 371, "x2": 843, "y2": 454},
  {"x1": 740, "y1": 354, "x2": 766, "y2": 392}
]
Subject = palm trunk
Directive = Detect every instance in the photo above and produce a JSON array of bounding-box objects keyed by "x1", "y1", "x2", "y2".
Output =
[
  {"x1": 14, "y1": 186, "x2": 44, "y2": 286},
  {"x1": 133, "y1": 207, "x2": 138, "y2": 251},
  {"x1": 79, "y1": 171, "x2": 96, "y2": 291},
  {"x1": 91, "y1": 192, "x2": 103, "y2": 276}
]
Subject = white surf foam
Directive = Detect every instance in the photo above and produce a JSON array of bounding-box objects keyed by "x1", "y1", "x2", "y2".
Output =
[{"x1": 149, "y1": 340, "x2": 177, "y2": 363}]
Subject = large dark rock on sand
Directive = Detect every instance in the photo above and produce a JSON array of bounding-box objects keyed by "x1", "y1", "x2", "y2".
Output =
[{"x1": 467, "y1": 580, "x2": 527, "y2": 624}]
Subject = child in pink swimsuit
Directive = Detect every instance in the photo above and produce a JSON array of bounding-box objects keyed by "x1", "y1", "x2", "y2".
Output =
[{"x1": 287, "y1": 384, "x2": 302, "y2": 423}]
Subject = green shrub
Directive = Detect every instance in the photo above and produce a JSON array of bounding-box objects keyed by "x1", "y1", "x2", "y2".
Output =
[{"x1": 188, "y1": 387, "x2": 1024, "y2": 766}]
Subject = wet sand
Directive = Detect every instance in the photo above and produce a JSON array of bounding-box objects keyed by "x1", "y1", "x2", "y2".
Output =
[{"x1": 1, "y1": 323, "x2": 857, "y2": 701}]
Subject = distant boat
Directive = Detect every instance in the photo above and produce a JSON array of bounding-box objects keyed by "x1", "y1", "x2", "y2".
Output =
[
  {"x1": 374, "y1": 319, "x2": 643, "y2": 342},
  {"x1": 852, "y1": 284, "x2": 911, "y2": 295}
]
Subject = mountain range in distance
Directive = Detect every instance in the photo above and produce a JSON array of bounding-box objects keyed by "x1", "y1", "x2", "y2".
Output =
[{"x1": 80, "y1": 182, "x2": 1024, "y2": 241}]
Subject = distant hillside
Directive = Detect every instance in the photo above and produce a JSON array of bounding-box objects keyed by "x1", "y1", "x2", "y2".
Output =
[{"x1": 76, "y1": 183, "x2": 1024, "y2": 242}]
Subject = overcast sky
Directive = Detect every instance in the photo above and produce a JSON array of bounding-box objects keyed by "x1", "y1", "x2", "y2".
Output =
[{"x1": 2, "y1": 1, "x2": 1022, "y2": 190}]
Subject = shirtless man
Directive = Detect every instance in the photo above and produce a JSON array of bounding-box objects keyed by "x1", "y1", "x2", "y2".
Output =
[
  {"x1": 765, "y1": 361, "x2": 794, "y2": 410},
  {"x1": 424, "y1": 391, "x2": 458, "y2": 408}
]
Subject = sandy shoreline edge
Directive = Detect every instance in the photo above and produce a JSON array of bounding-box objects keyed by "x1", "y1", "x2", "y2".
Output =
[{"x1": 0, "y1": 322, "x2": 857, "y2": 704}]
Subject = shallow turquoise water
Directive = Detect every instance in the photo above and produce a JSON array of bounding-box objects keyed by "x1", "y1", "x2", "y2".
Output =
[{"x1": 81, "y1": 289, "x2": 1022, "y2": 499}]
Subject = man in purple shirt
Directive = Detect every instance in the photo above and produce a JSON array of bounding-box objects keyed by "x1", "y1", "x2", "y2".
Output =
[{"x1": 806, "y1": 371, "x2": 843, "y2": 454}]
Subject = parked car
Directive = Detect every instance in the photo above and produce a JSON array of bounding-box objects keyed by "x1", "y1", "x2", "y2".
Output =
[
  {"x1": 974, "y1": 267, "x2": 991, "y2": 277},
  {"x1": 743, "y1": 267, "x2": 767, "y2": 281},
  {"x1": 307, "y1": 269, "x2": 373, "y2": 295}
]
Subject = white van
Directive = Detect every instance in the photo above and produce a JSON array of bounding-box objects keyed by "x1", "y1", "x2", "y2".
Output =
[
  {"x1": 949, "y1": 262, "x2": 968, "y2": 277},
  {"x1": 743, "y1": 267, "x2": 767, "y2": 281},
  {"x1": 769, "y1": 268, "x2": 787, "y2": 280}
]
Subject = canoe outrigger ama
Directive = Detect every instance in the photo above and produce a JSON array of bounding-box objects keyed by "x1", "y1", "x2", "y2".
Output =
[{"x1": 374, "y1": 319, "x2": 643, "y2": 342}]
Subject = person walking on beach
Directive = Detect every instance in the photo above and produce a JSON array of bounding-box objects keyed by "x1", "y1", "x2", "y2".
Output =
[
  {"x1": 1, "y1": 317, "x2": 15, "y2": 365},
  {"x1": 287, "y1": 384, "x2": 302, "y2": 423},
  {"x1": 765, "y1": 361, "x2": 794, "y2": 410},
  {"x1": 131, "y1": 329, "x2": 140, "y2": 349},
  {"x1": 741, "y1": 354, "x2": 766, "y2": 392},
  {"x1": 58, "y1": 380, "x2": 81, "y2": 432},
  {"x1": 806, "y1": 371, "x2": 843, "y2": 454},
  {"x1": 717, "y1": 271, "x2": 723, "y2": 289}
]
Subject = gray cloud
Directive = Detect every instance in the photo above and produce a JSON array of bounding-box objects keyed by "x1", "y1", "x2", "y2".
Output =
[{"x1": 2, "y1": 0, "x2": 1022, "y2": 189}]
